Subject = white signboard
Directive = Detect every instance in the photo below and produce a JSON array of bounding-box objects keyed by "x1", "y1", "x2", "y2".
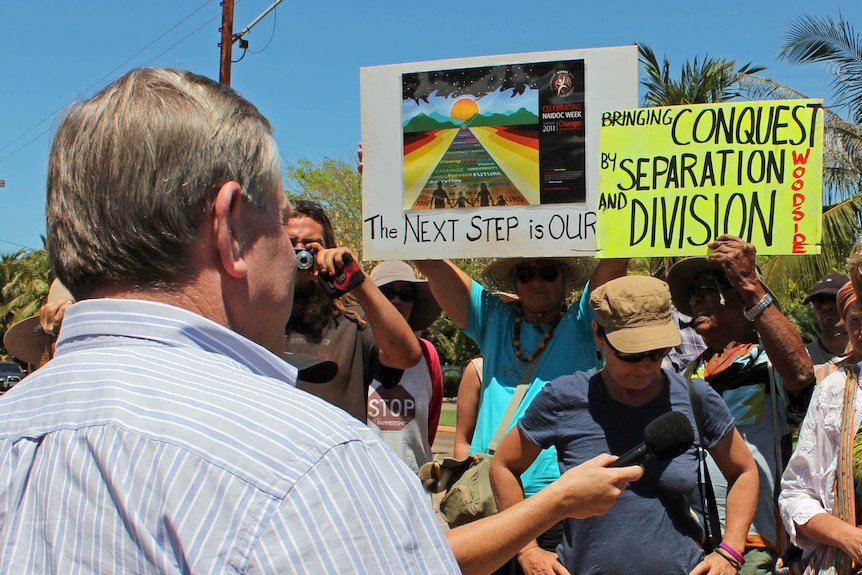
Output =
[{"x1": 360, "y1": 45, "x2": 638, "y2": 261}]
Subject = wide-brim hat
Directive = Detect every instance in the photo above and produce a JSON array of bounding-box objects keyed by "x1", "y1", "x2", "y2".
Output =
[
  {"x1": 4, "y1": 279, "x2": 74, "y2": 365},
  {"x1": 666, "y1": 257, "x2": 777, "y2": 317},
  {"x1": 370, "y1": 260, "x2": 441, "y2": 331},
  {"x1": 282, "y1": 350, "x2": 338, "y2": 384},
  {"x1": 481, "y1": 257, "x2": 595, "y2": 295},
  {"x1": 591, "y1": 275, "x2": 680, "y2": 354}
]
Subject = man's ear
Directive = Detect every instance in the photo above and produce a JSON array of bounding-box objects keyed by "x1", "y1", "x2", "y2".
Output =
[{"x1": 213, "y1": 181, "x2": 248, "y2": 279}]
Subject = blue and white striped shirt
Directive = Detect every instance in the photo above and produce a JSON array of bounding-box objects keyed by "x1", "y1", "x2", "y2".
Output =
[{"x1": 0, "y1": 299, "x2": 458, "y2": 574}]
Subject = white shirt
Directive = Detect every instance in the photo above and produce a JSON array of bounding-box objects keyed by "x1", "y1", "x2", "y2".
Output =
[{"x1": 779, "y1": 365, "x2": 862, "y2": 554}]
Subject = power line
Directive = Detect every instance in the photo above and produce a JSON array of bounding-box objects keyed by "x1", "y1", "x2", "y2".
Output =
[
  {"x1": 0, "y1": 237, "x2": 40, "y2": 252},
  {"x1": 0, "y1": 1, "x2": 214, "y2": 165}
]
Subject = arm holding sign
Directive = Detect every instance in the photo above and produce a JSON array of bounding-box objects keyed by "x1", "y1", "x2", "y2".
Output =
[
  {"x1": 708, "y1": 235, "x2": 813, "y2": 394},
  {"x1": 413, "y1": 260, "x2": 473, "y2": 329}
]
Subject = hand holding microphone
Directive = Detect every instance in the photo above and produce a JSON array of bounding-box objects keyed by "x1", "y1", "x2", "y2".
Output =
[{"x1": 610, "y1": 411, "x2": 695, "y2": 468}]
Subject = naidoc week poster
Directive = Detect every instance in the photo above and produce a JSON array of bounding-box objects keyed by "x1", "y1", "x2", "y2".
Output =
[
  {"x1": 360, "y1": 46, "x2": 638, "y2": 261},
  {"x1": 596, "y1": 100, "x2": 824, "y2": 257}
]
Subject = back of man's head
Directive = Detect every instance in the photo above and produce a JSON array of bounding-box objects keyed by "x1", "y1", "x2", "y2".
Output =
[{"x1": 46, "y1": 67, "x2": 280, "y2": 299}]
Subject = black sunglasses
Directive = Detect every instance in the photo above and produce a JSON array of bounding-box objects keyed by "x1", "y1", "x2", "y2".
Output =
[
  {"x1": 514, "y1": 264, "x2": 560, "y2": 284},
  {"x1": 381, "y1": 285, "x2": 417, "y2": 302},
  {"x1": 605, "y1": 337, "x2": 670, "y2": 363},
  {"x1": 688, "y1": 279, "x2": 733, "y2": 298}
]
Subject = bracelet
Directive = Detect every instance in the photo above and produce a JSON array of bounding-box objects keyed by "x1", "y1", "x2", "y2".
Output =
[
  {"x1": 718, "y1": 541, "x2": 746, "y2": 566},
  {"x1": 743, "y1": 293, "x2": 774, "y2": 322},
  {"x1": 714, "y1": 547, "x2": 741, "y2": 571}
]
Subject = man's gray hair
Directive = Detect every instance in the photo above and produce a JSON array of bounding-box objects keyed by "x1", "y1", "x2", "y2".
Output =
[{"x1": 46, "y1": 67, "x2": 280, "y2": 298}]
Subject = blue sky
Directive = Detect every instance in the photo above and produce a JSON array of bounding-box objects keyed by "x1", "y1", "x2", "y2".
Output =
[{"x1": 1, "y1": 0, "x2": 859, "y2": 252}]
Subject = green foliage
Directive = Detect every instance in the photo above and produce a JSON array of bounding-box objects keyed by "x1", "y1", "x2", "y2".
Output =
[
  {"x1": 640, "y1": 27, "x2": 862, "y2": 310},
  {"x1": 438, "y1": 405, "x2": 457, "y2": 427},
  {"x1": 747, "y1": 15, "x2": 862, "y2": 299},
  {"x1": 780, "y1": 15, "x2": 862, "y2": 125},
  {"x1": 0, "y1": 240, "x2": 52, "y2": 358},
  {"x1": 282, "y1": 157, "x2": 364, "y2": 259},
  {"x1": 638, "y1": 43, "x2": 765, "y2": 106}
]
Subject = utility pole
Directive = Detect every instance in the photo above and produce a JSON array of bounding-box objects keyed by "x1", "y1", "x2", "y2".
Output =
[
  {"x1": 218, "y1": 0, "x2": 284, "y2": 86},
  {"x1": 219, "y1": 0, "x2": 235, "y2": 85}
]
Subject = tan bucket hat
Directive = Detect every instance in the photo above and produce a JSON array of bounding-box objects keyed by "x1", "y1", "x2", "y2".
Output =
[{"x1": 590, "y1": 275, "x2": 681, "y2": 354}]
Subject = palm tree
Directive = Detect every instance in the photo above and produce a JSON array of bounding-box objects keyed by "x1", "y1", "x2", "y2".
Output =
[
  {"x1": 639, "y1": 44, "x2": 765, "y2": 107},
  {"x1": 781, "y1": 15, "x2": 862, "y2": 125},
  {"x1": 0, "y1": 240, "x2": 52, "y2": 357},
  {"x1": 637, "y1": 44, "x2": 766, "y2": 281},
  {"x1": 737, "y1": 16, "x2": 862, "y2": 304}
]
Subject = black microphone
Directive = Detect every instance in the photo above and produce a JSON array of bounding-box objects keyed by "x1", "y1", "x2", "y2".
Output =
[{"x1": 610, "y1": 411, "x2": 694, "y2": 467}]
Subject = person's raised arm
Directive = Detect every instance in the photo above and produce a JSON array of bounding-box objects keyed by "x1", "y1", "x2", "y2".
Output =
[
  {"x1": 449, "y1": 449, "x2": 641, "y2": 575},
  {"x1": 315, "y1": 246, "x2": 420, "y2": 369},
  {"x1": 414, "y1": 260, "x2": 473, "y2": 329},
  {"x1": 708, "y1": 235, "x2": 813, "y2": 394},
  {"x1": 589, "y1": 258, "x2": 630, "y2": 293}
]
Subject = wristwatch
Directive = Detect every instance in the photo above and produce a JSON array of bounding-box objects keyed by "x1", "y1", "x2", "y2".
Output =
[{"x1": 743, "y1": 293, "x2": 774, "y2": 321}]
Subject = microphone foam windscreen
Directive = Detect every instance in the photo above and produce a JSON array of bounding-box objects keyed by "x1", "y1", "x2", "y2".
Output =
[{"x1": 644, "y1": 411, "x2": 695, "y2": 461}]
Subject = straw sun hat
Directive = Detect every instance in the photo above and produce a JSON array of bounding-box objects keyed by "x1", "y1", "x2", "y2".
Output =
[
  {"x1": 665, "y1": 257, "x2": 777, "y2": 317},
  {"x1": 481, "y1": 257, "x2": 595, "y2": 296},
  {"x1": 4, "y1": 279, "x2": 74, "y2": 365}
]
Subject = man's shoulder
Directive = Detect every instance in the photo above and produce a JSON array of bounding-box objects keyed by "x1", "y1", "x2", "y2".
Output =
[{"x1": 1, "y1": 350, "x2": 381, "y2": 496}]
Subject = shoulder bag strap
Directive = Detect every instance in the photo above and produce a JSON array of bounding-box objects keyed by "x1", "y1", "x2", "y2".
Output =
[
  {"x1": 486, "y1": 359, "x2": 540, "y2": 453},
  {"x1": 687, "y1": 377, "x2": 723, "y2": 552},
  {"x1": 837, "y1": 364, "x2": 859, "y2": 524}
]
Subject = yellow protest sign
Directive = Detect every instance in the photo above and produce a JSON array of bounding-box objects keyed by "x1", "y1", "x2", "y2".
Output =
[{"x1": 596, "y1": 100, "x2": 823, "y2": 257}]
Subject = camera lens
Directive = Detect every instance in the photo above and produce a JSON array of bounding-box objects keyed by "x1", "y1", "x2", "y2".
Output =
[{"x1": 295, "y1": 248, "x2": 315, "y2": 271}]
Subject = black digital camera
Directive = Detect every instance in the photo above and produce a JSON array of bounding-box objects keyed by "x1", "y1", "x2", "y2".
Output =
[
  {"x1": 318, "y1": 253, "x2": 365, "y2": 298},
  {"x1": 295, "y1": 248, "x2": 316, "y2": 271}
]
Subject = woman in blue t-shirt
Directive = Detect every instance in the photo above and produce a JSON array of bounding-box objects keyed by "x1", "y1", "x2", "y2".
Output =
[{"x1": 490, "y1": 276, "x2": 759, "y2": 575}]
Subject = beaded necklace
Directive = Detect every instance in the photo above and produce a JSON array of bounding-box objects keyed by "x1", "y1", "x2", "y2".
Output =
[{"x1": 513, "y1": 305, "x2": 566, "y2": 363}]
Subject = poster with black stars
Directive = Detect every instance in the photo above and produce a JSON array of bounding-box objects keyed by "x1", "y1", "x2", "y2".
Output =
[{"x1": 361, "y1": 46, "x2": 637, "y2": 261}]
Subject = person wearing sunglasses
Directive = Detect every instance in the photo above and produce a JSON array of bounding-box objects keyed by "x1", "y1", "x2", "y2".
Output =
[
  {"x1": 490, "y1": 275, "x2": 758, "y2": 575},
  {"x1": 367, "y1": 260, "x2": 443, "y2": 473},
  {"x1": 414, "y1": 254, "x2": 628, "y2": 573},
  {"x1": 666, "y1": 235, "x2": 814, "y2": 574}
]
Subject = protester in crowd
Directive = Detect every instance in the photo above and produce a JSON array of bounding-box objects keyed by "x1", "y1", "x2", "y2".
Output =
[
  {"x1": 810, "y1": 282, "x2": 862, "y2": 384},
  {"x1": 284, "y1": 200, "x2": 420, "y2": 422},
  {"x1": 804, "y1": 273, "x2": 850, "y2": 366},
  {"x1": 367, "y1": 260, "x2": 443, "y2": 472},
  {"x1": 662, "y1": 305, "x2": 707, "y2": 374},
  {"x1": 415, "y1": 255, "x2": 627, "y2": 574},
  {"x1": 454, "y1": 294, "x2": 518, "y2": 460},
  {"x1": 0, "y1": 67, "x2": 649, "y2": 575},
  {"x1": 667, "y1": 234, "x2": 814, "y2": 573},
  {"x1": 779, "y1": 267, "x2": 862, "y2": 571},
  {"x1": 491, "y1": 275, "x2": 758, "y2": 575}
]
